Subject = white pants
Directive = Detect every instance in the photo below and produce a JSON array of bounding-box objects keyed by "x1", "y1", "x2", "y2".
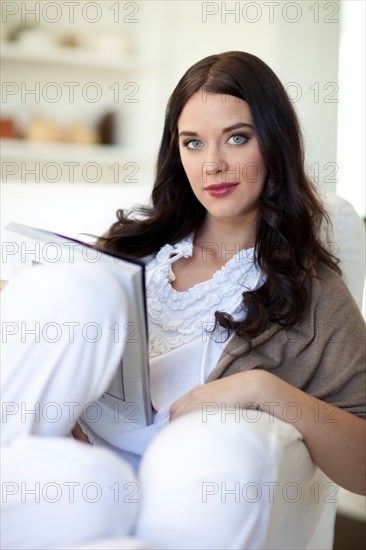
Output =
[{"x1": 1, "y1": 264, "x2": 337, "y2": 550}]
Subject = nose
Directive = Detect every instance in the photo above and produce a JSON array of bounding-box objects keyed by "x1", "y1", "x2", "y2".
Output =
[
  {"x1": 203, "y1": 144, "x2": 229, "y2": 175},
  {"x1": 204, "y1": 160, "x2": 229, "y2": 174}
]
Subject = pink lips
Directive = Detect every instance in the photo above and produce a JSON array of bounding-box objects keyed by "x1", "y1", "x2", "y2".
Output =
[{"x1": 204, "y1": 183, "x2": 238, "y2": 197}]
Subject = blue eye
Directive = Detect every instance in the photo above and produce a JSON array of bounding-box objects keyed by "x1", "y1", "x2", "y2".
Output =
[
  {"x1": 185, "y1": 139, "x2": 203, "y2": 149},
  {"x1": 228, "y1": 134, "x2": 247, "y2": 145}
]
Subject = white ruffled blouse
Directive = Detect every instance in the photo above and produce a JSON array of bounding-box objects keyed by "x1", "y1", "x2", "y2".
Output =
[{"x1": 80, "y1": 235, "x2": 264, "y2": 469}]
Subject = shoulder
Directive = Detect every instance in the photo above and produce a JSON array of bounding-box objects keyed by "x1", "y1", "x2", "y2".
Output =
[
  {"x1": 302, "y1": 262, "x2": 365, "y2": 353},
  {"x1": 309, "y1": 261, "x2": 345, "y2": 290},
  {"x1": 306, "y1": 262, "x2": 360, "y2": 313}
]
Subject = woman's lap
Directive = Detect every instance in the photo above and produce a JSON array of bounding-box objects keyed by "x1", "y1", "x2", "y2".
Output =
[
  {"x1": 1, "y1": 264, "x2": 336, "y2": 549},
  {"x1": 1, "y1": 408, "x2": 335, "y2": 550}
]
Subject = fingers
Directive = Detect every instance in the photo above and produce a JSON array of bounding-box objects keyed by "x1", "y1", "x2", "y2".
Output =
[
  {"x1": 71, "y1": 422, "x2": 91, "y2": 444},
  {"x1": 169, "y1": 387, "x2": 204, "y2": 421}
]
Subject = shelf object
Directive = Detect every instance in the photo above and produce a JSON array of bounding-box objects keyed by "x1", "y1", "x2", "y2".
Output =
[{"x1": 0, "y1": 34, "x2": 152, "y2": 184}]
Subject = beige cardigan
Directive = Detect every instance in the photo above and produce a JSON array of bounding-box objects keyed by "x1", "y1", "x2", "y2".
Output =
[{"x1": 208, "y1": 263, "x2": 366, "y2": 419}]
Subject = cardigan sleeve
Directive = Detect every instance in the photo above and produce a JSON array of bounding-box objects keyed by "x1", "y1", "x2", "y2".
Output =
[
  {"x1": 213, "y1": 263, "x2": 366, "y2": 419},
  {"x1": 300, "y1": 263, "x2": 366, "y2": 419}
]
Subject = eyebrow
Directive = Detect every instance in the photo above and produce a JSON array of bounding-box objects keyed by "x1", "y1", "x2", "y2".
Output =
[{"x1": 178, "y1": 122, "x2": 253, "y2": 138}]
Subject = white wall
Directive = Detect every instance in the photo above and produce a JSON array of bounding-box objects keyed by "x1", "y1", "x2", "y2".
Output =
[{"x1": 337, "y1": 0, "x2": 366, "y2": 217}]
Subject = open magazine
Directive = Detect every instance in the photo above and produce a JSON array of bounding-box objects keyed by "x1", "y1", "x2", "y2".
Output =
[{"x1": 2, "y1": 222, "x2": 152, "y2": 428}]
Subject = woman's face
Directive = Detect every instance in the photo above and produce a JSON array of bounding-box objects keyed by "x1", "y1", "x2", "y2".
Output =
[{"x1": 178, "y1": 91, "x2": 266, "y2": 230}]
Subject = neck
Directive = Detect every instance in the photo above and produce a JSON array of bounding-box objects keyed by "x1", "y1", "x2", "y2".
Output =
[{"x1": 194, "y1": 216, "x2": 257, "y2": 264}]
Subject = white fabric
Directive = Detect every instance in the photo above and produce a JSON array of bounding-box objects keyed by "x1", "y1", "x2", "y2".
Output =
[
  {"x1": 1, "y1": 263, "x2": 140, "y2": 549},
  {"x1": 69, "y1": 538, "x2": 149, "y2": 549},
  {"x1": 1, "y1": 263, "x2": 129, "y2": 444},
  {"x1": 79, "y1": 236, "x2": 264, "y2": 466},
  {"x1": 136, "y1": 410, "x2": 335, "y2": 550},
  {"x1": 146, "y1": 235, "x2": 263, "y2": 388},
  {"x1": 146, "y1": 235, "x2": 261, "y2": 358},
  {"x1": 1, "y1": 262, "x2": 336, "y2": 550},
  {"x1": 1, "y1": 437, "x2": 141, "y2": 550},
  {"x1": 320, "y1": 192, "x2": 365, "y2": 310}
]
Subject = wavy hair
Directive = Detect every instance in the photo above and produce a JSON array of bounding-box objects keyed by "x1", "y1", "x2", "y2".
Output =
[{"x1": 100, "y1": 51, "x2": 340, "y2": 340}]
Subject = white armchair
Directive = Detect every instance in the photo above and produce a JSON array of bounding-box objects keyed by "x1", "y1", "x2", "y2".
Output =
[{"x1": 321, "y1": 192, "x2": 365, "y2": 311}]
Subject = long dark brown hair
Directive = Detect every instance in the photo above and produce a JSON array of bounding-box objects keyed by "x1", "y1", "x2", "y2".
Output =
[{"x1": 100, "y1": 51, "x2": 340, "y2": 340}]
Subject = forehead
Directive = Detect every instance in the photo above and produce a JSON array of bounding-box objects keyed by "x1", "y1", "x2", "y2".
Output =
[{"x1": 178, "y1": 91, "x2": 253, "y2": 128}]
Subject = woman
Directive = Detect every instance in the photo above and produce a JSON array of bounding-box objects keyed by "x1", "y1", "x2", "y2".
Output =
[
  {"x1": 2, "y1": 51, "x2": 365, "y2": 550},
  {"x1": 91, "y1": 49, "x2": 365, "y2": 488}
]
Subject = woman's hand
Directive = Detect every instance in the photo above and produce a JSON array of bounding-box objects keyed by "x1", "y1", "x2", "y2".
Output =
[
  {"x1": 0, "y1": 280, "x2": 9, "y2": 291},
  {"x1": 169, "y1": 371, "x2": 259, "y2": 421},
  {"x1": 170, "y1": 369, "x2": 366, "y2": 495}
]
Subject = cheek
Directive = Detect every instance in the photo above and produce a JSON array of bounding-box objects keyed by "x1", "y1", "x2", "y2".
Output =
[
  {"x1": 237, "y1": 150, "x2": 266, "y2": 186},
  {"x1": 180, "y1": 154, "x2": 201, "y2": 183},
  {"x1": 242, "y1": 162, "x2": 266, "y2": 186}
]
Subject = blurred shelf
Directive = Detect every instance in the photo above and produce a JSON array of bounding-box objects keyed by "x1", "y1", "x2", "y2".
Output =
[
  {"x1": 0, "y1": 41, "x2": 142, "y2": 71},
  {"x1": 0, "y1": 36, "x2": 151, "y2": 184},
  {"x1": 0, "y1": 138, "x2": 148, "y2": 164}
]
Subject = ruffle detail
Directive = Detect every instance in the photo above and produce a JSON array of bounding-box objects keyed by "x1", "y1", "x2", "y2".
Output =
[{"x1": 146, "y1": 236, "x2": 263, "y2": 358}]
